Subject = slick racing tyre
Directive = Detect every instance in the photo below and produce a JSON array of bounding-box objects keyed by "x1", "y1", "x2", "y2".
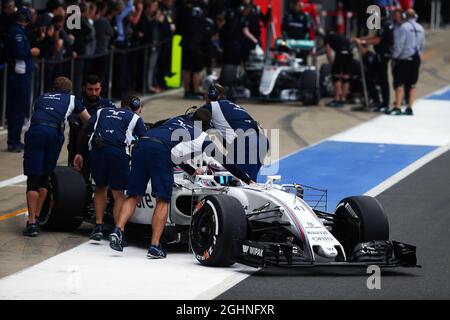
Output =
[
  {"x1": 300, "y1": 70, "x2": 320, "y2": 105},
  {"x1": 190, "y1": 195, "x2": 247, "y2": 267},
  {"x1": 332, "y1": 196, "x2": 389, "y2": 257},
  {"x1": 38, "y1": 166, "x2": 86, "y2": 231}
]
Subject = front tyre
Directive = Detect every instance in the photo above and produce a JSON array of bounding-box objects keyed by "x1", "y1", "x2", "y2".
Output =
[
  {"x1": 190, "y1": 195, "x2": 247, "y2": 267},
  {"x1": 300, "y1": 70, "x2": 320, "y2": 105},
  {"x1": 332, "y1": 196, "x2": 389, "y2": 257}
]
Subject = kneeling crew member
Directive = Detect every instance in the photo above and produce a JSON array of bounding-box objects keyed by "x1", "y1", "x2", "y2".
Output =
[
  {"x1": 109, "y1": 109, "x2": 253, "y2": 258},
  {"x1": 200, "y1": 83, "x2": 268, "y2": 181},
  {"x1": 74, "y1": 96, "x2": 146, "y2": 241},
  {"x1": 23, "y1": 77, "x2": 90, "y2": 236}
]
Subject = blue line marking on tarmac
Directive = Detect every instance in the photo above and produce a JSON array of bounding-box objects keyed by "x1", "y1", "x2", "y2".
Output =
[
  {"x1": 426, "y1": 88, "x2": 450, "y2": 100},
  {"x1": 258, "y1": 141, "x2": 436, "y2": 209}
]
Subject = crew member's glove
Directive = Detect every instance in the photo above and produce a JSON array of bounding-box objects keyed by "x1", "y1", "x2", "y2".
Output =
[{"x1": 73, "y1": 154, "x2": 84, "y2": 171}]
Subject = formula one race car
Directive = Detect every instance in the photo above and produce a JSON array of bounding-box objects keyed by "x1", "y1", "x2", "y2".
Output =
[
  {"x1": 257, "y1": 39, "x2": 320, "y2": 105},
  {"x1": 219, "y1": 39, "x2": 320, "y2": 105},
  {"x1": 38, "y1": 164, "x2": 418, "y2": 269}
]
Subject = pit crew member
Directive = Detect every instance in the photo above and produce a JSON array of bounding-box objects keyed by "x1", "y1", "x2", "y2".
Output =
[
  {"x1": 324, "y1": 31, "x2": 353, "y2": 107},
  {"x1": 67, "y1": 74, "x2": 116, "y2": 172},
  {"x1": 282, "y1": 1, "x2": 313, "y2": 40},
  {"x1": 200, "y1": 83, "x2": 268, "y2": 182},
  {"x1": 353, "y1": 6, "x2": 393, "y2": 111},
  {"x1": 73, "y1": 96, "x2": 146, "y2": 241},
  {"x1": 22, "y1": 77, "x2": 90, "y2": 236}
]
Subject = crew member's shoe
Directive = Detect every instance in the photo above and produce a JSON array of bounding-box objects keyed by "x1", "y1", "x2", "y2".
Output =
[
  {"x1": 89, "y1": 224, "x2": 104, "y2": 241},
  {"x1": 109, "y1": 227, "x2": 124, "y2": 252},
  {"x1": 193, "y1": 92, "x2": 204, "y2": 100},
  {"x1": 23, "y1": 222, "x2": 39, "y2": 237},
  {"x1": 388, "y1": 107, "x2": 402, "y2": 115},
  {"x1": 326, "y1": 100, "x2": 344, "y2": 107},
  {"x1": 403, "y1": 107, "x2": 414, "y2": 115},
  {"x1": 376, "y1": 106, "x2": 389, "y2": 113},
  {"x1": 147, "y1": 244, "x2": 167, "y2": 259},
  {"x1": 7, "y1": 144, "x2": 24, "y2": 153}
]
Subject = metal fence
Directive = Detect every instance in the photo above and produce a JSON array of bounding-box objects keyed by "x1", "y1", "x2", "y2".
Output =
[{"x1": 0, "y1": 43, "x2": 160, "y2": 129}]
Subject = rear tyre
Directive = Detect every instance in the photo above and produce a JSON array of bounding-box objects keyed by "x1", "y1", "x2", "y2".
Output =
[
  {"x1": 190, "y1": 195, "x2": 247, "y2": 267},
  {"x1": 38, "y1": 166, "x2": 86, "y2": 231},
  {"x1": 332, "y1": 196, "x2": 389, "y2": 257},
  {"x1": 220, "y1": 64, "x2": 240, "y2": 87},
  {"x1": 300, "y1": 70, "x2": 320, "y2": 105}
]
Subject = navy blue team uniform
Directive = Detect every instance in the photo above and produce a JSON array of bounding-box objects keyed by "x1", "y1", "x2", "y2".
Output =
[
  {"x1": 201, "y1": 99, "x2": 269, "y2": 181},
  {"x1": 87, "y1": 107, "x2": 146, "y2": 190},
  {"x1": 67, "y1": 96, "x2": 116, "y2": 166},
  {"x1": 24, "y1": 91, "x2": 85, "y2": 176},
  {"x1": 127, "y1": 115, "x2": 251, "y2": 201},
  {"x1": 5, "y1": 21, "x2": 34, "y2": 151}
]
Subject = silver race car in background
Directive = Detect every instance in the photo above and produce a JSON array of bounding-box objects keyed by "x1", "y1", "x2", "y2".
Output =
[
  {"x1": 219, "y1": 39, "x2": 320, "y2": 105},
  {"x1": 38, "y1": 163, "x2": 418, "y2": 269}
]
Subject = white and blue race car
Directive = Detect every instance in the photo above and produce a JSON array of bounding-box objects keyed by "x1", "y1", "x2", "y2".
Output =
[{"x1": 38, "y1": 162, "x2": 418, "y2": 269}]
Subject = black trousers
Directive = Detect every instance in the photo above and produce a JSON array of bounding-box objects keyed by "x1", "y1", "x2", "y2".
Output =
[
  {"x1": 376, "y1": 54, "x2": 390, "y2": 108},
  {"x1": 67, "y1": 122, "x2": 90, "y2": 182}
]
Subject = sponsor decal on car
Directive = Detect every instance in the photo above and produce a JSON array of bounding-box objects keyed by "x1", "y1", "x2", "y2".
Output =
[
  {"x1": 311, "y1": 236, "x2": 335, "y2": 242},
  {"x1": 242, "y1": 244, "x2": 264, "y2": 257}
]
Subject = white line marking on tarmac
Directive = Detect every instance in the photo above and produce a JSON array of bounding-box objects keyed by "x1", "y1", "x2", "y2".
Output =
[
  {"x1": 0, "y1": 174, "x2": 26, "y2": 189},
  {"x1": 420, "y1": 85, "x2": 450, "y2": 99}
]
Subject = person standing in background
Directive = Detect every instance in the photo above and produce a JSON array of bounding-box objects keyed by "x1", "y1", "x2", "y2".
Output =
[
  {"x1": 94, "y1": 0, "x2": 114, "y2": 92},
  {"x1": 112, "y1": 0, "x2": 134, "y2": 99},
  {"x1": 0, "y1": 0, "x2": 17, "y2": 59},
  {"x1": 179, "y1": 1, "x2": 209, "y2": 99},
  {"x1": 243, "y1": 0, "x2": 271, "y2": 45},
  {"x1": 324, "y1": 30, "x2": 353, "y2": 108},
  {"x1": 70, "y1": 2, "x2": 94, "y2": 97},
  {"x1": 156, "y1": 0, "x2": 175, "y2": 91},
  {"x1": 389, "y1": 8, "x2": 424, "y2": 116},
  {"x1": 5, "y1": 7, "x2": 40, "y2": 152},
  {"x1": 353, "y1": 6, "x2": 394, "y2": 112},
  {"x1": 137, "y1": 0, "x2": 162, "y2": 94}
]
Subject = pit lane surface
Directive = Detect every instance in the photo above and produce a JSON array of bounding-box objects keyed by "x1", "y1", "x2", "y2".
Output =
[{"x1": 1, "y1": 30, "x2": 450, "y2": 299}]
